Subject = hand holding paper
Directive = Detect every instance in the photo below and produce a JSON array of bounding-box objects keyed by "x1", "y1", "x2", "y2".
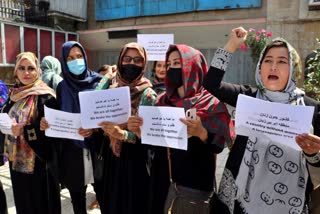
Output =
[
  {"x1": 44, "y1": 106, "x2": 84, "y2": 141},
  {"x1": 235, "y1": 94, "x2": 314, "y2": 150},
  {"x1": 0, "y1": 113, "x2": 13, "y2": 135},
  {"x1": 139, "y1": 106, "x2": 188, "y2": 150}
]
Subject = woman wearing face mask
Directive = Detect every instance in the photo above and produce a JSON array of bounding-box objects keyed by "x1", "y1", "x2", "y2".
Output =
[
  {"x1": 40, "y1": 41, "x2": 102, "y2": 214},
  {"x1": 128, "y1": 44, "x2": 234, "y2": 214},
  {"x1": 0, "y1": 52, "x2": 60, "y2": 214},
  {"x1": 203, "y1": 27, "x2": 320, "y2": 214},
  {"x1": 96, "y1": 42, "x2": 157, "y2": 214}
]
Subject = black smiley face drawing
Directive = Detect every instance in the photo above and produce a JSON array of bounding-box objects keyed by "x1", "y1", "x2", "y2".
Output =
[
  {"x1": 246, "y1": 137, "x2": 257, "y2": 152},
  {"x1": 248, "y1": 165, "x2": 255, "y2": 179},
  {"x1": 289, "y1": 207, "x2": 301, "y2": 214},
  {"x1": 275, "y1": 199, "x2": 286, "y2": 205},
  {"x1": 269, "y1": 145, "x2": 284, "y2": 158},
  {"x1": 260, "y1": 192, "x2": 274, "y2": 205},
  {"x1": 298, "y1": 177, "x2": 305, "y2": 188},
  {"x1": 252, "y1": 150, "x2": 259, "y2": 164},
  {"x1": 284, "y1": 161, "x2": 298, "y2": 174},
  {"x1": 288, "y1": 197, "x2": 302, "y2": 207},
  {"x1": 243, "y1": 189, "x2": 250, "y2": 203},
  {"x1": 274, "y1": 182, "x2": 288, "y2": 195},
  {"x1": 244, "y1": 157, "x2": 251, "y2": 167},
  {"x1": 268, "y1": 161, "x2": 282, "y2": 174}
]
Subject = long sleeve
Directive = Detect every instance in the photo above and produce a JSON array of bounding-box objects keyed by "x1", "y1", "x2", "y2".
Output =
[
  {"x1": 23, "y1": 94, "x2": 58, "y2": 161},
  {"x1": 203, "y1": 48, "x2": 257, "y2": 106},
  {"x1": 124, "y1": 87, "x2": 157, "y2": 144}
]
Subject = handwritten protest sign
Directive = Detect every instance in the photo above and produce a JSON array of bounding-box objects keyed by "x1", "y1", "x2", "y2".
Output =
[
  {"x1": 235, "y1": 94, "x2": 314, "y2": 150},
  {"x1": 139, "y1": 106, "x2": 188, "y2": 150},
  {"x1": 0, "y1": 113, "x2": 12, "y2": 135},
  {"x1": 137, "y1": 34, "x2": 174, "y2": 61},
  {"x1": 44, "y1": 106, "x2": 83, "y2": 141},
  {"x1": 79, "y1": 86, "x2": 131, "y2": 129}
]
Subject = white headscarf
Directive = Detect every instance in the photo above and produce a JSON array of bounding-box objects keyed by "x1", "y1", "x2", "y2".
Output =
[{"x1": 255, "y1": 38, "x2": 305, "y2": 104}]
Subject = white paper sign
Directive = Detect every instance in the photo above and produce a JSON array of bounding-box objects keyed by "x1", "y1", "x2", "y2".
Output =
[
  {"x1": 137, "y1": 34, "x2": 174, "y2": 61},
  {"x1": 235, "y1": 94, "x2": 314, "y2": 150},
  {"x1": 139, "y1": 106, "x2": 188, "y2": 150},
  {"x1": 0, "y1": 113, "x2": 12, "y2": 135},
  {"x1": 79, "y1": 86, "x2": 131, "y2": 129},
  {"x1": 44, "y1": 106, "x2": 83, "y2": 141}
]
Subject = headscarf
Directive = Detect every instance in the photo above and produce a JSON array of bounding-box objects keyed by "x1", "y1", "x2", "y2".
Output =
[
  {"x1": 107, "y1": 42, "x2": 152, "y2": 156},
  {"x1": 0, "y1": 80, "x2": 8, "y2": 108},
  {"x1": 113, "y1": 42, "x2": 152, "y2": 116},
  {"x1": 157, "y1": 44, "x2": 234, "y2": 146},
  {"x1": 41, "y1": 56, "x2": 63, "y2": 92},
  {"x1": 59, "y1": 41, "x2": 102, "y2": 148},
  {"x1": 5, "y1": 52, "x2": 56, "y2": 173},
  {"x1": 151, "y1": 61, "x2": 166, "y2": 95},
  {"x1": 218, "y1": 39, "x2": 309, "y2": 214},
  {"x1": 255, "y1": 38, "x2": 305, "y2": 104}
]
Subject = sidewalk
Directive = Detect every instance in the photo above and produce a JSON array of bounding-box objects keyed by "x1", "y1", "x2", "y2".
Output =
[
  {"x1": 0, "y1": 162, "x2": 101, "y2": 214},
  {"x1": 0, "y1": 148, "x2": 229, "y2": 214}
]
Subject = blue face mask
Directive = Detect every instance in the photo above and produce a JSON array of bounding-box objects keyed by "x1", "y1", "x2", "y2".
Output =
[{"x1": 67, "y1": 58, "x2": 86, "y2": 75}]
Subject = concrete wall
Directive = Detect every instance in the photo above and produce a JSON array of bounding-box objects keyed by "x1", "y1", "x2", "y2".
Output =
[{"x1": 266, "y1": 0, "x2": 320, "y2": 85}]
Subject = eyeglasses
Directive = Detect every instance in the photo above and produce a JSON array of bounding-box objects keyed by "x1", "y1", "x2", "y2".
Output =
[{"x1": 122, "y1": 56, "x2": 144, "y2": 64}]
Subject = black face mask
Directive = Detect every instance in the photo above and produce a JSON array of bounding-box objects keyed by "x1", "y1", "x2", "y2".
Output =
[
  {"x1": 120, "y1": 64, "x2": 143, "y2": 82},
  {"x1": 166, "y1": 67, "x2": 183, "y2": 88}
]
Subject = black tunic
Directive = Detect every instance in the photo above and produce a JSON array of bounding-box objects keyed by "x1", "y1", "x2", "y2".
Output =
[{"x1": 0, "y1": 94, "x2": 61, "y2": 214}]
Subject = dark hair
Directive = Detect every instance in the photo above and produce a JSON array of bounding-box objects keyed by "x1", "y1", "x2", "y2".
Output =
[
  {"x1": 97, "y1": 64, "x2": 110, "y2": 74},
  {"x1": 151, "y1": 61, "x2": 158, "y2": 73},
  {"x1": 260, "y1": 41, "x2": 288, "y2": 64}
]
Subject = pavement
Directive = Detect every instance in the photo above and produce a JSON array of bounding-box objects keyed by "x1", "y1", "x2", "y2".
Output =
[{"x1": 0, "y1": 148, "x2": 229, "y2": 214}]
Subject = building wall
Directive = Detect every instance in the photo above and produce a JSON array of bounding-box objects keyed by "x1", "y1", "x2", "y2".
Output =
[
  {"x1": 266, "y1": 0, "x2": 320, "y2": 85},
  {"x1": 88, "y1": 0, "x2": 266, "y2": 30},
  {"x1": 83, "y1": 0, "x2": 268, "y2": 84}
]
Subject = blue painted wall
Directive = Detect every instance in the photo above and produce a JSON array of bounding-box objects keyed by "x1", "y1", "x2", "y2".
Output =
[{"x1": 95, "y1": 0, "x2": 262, "y2": 21}]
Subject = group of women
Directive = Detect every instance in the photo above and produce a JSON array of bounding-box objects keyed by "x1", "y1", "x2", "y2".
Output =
[{"x1": 0, "y1": 26, "x2": 319, "y2": 214}]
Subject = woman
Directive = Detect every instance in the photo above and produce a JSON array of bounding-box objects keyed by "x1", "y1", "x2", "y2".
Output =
[
  {"x1": 203, "y1": 27, "x2": 320, "y2": 213},
  {"x1": 128, "y1": 44, "x2": 234, "y2": 214},
  {"x1": 97, "y1": 42, "x2": 157, "y2": 214},
  {"x1": 151, "y1": 60, "x2": 166, "y2": 95},
  {"x1": 0, "y1": 52, "x2": 60, "y2": 214},
  {"x1": 41, "y1": 56, "x2": 63, "y2": 92},
  {"x1": 40, "y1": 41, "x2": 102, "y2": 214},
  {"x1": 0, "y1": 79, "x2": 8, "y2": 214}
]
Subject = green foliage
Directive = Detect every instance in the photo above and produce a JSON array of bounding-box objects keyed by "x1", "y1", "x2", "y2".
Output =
[
  {"x1": 304, "y1": 39, "x2": 320, "y2": 100},
  {"x1": 241, "y1": 28, "x2": 273, "y2": 65}
]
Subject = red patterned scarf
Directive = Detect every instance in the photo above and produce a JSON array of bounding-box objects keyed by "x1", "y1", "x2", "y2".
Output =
[{"x1": 157, "y1": 45, "x2": 234, "y2": 146}]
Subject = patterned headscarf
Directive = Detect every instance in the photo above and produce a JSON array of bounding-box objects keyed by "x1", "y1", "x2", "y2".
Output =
[
  {"x1": 5, "y1": 52, "x2": 56, "y2": 173},
  {"x1": 157, "y1": 44, "x2": 234, "y2": 146},
  {"x1": 105, "y1": 43, "x2": 152, "y2": 156},
  {"x1": 113, "y1": 42, "x2": 152, "y2": 116},
  {"x1": 41, "y1": 55, "x2": 63, "y2": 92},
  {"x1": 255, "y1": 38, "x2": 305, "y2": 104}
]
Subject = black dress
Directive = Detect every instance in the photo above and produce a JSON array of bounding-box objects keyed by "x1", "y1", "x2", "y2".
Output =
[
  {"x1": 0, "y1": 94, "x2": 61, "y2": 214},
  {"x1": 101, "y1": 141, "x2": 150, "y2": 214}
]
